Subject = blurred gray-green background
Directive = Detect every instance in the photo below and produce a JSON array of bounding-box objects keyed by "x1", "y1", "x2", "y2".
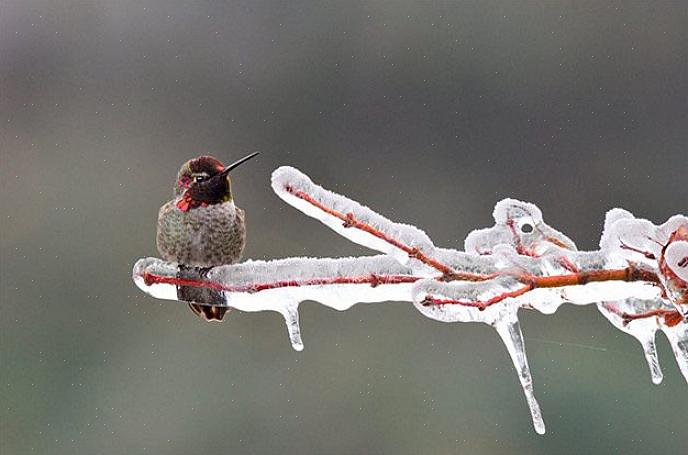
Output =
[{"x1": 1, "y1": 1, "x2": 686, "y2": 454}]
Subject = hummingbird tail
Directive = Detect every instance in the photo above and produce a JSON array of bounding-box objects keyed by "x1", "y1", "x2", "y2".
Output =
[{"x1": 188, "y1": 303, "x2": 230, "y2": 322}]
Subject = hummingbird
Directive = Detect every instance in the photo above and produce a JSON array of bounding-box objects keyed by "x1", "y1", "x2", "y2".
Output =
[{"x1": 156, "y1": 152, "x2": 259, "y2": 322}]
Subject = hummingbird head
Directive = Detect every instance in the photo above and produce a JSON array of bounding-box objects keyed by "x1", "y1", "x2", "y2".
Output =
[{"x1": 174, "y1": 152, "x2": 259, "y2": 211}]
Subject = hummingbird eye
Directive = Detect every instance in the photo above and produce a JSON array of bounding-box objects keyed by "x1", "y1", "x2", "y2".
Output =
[{"x1": 194, "y1": 175, "x2": 206, "y2": 183}]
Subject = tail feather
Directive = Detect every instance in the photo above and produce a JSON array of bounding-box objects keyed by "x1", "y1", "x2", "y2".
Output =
[
  {"x1": 176, "y1": 265, "x2": 230, "y2": 323},
  {"x1": 188, "y1": 303, "x2": 230, "y2": 322}
]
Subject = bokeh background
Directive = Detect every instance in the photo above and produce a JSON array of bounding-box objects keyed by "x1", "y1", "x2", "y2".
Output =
[{"x1": 1, "y1": 1, "x2": 686, "y2": 454}]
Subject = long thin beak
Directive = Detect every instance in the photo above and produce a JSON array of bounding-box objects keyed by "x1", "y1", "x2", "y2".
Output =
[{"x1": 218, "y1": 152, "x2": 260, "y2": 177}]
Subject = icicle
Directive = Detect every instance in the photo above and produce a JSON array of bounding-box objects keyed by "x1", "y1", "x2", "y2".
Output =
[
  {"x1": 639, "y1": 335, "x2": 663, "y2": 385},
  {"x1": 411, "y1": 278, "x2": 546, "y2": 433},
  {"x1": 279, "y1": 303, "x2": 304, "y2": 351},
  {"x1": 494, "y1": 314, "x2": 546, "y2": 435},
  {"x1": 661, "y1": 322, "x2": 688, "y2": 384},
  {"x1": 597, "y1": 300, "x2": 664, "y2": 384}
]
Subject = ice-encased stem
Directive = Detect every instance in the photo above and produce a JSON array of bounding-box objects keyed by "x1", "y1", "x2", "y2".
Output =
[{"x1": 494, "y1": 316, "x2": 546, "y2": 435}]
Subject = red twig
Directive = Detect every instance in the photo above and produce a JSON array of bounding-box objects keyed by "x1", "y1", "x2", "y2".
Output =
[
  {"x1": 602, "y1": 302, "x2": 683, "y2": 327},
  {"x1": 527, "y1": 266, "x2": 660, "y2": 288},
  {"x1": 142, "y1": 271, "x2": 420, "y2": 294},
  {"x1": 619, "y1": 239, "x2": 656, "y2": 260},
  {"x1": 422, "y1": 265, "x2": 662, "y2": 310},
  {"x1": 422, "y1": 283, "x2": 533, "y2": 310},
  {"x1": 557, "y1": 256, "x2": 580, "y2": 273},
  {"x1": 621, "y1": 308, "x2": 682, "y2": 326},
  {"x1": 141, "y1": 261, "x2": 663, "y2": 315}
]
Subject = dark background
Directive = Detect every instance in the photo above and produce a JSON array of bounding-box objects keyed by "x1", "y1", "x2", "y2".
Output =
[{"x1": 1, "y1": 1, "x2": 686, "y2": 454}]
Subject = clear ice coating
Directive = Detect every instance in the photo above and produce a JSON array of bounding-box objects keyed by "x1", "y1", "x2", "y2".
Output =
[{"x1": 133, "y1": 165, "x2": 688, "y2": 434}]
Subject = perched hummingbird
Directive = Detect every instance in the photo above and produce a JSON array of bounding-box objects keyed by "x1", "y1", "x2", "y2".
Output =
[{"x1": 156, "y1": 152, "x2": 259, "y2": 322}]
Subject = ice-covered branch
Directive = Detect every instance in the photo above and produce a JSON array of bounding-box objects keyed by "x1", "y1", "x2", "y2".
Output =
[
  {"x1": 134, "y1": 255, "x2": 419, "y2": 351},
  {"x1": 272, "y1": 167, "x2": 483, "y2": 281},
  {"x1": 132, "y1": 165, "x2": 687, "y2": 435}
]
